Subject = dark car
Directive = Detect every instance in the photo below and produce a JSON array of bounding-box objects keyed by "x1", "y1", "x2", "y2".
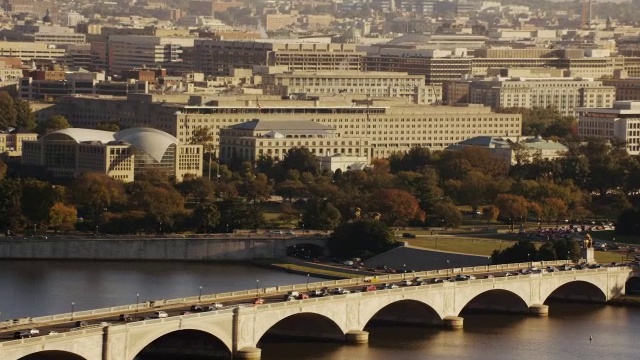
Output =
[
  {"x1": 190, "y1": 305, "x2": 204, "y2": 312},
  {"x1": 402, "y1": 232, "x2": 417, "y2": 238},
  {"x1": 119, "y1": 314, "x2": 133, "y2": 322}
]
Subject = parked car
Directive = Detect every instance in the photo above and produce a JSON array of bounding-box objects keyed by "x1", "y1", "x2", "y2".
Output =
[
  {"x1": 118, "y1": 314, "x2": 133, "y2": 322},
  {"x1": 402, "y1": 233, "x2": 417, "y2": 238},
  {"x1": 151, "y1": 311, "x2": 168, "y2": 319}
]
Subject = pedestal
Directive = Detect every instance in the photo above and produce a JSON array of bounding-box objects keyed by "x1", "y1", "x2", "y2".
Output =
[
  {"x1": 442, "y1": 316, "x2": 464, "y2": 330},
  {"x1": 235, "y1": 347, "x2": 261, "y2": 360},
  {"x1": 582, "y1": 247, "x2": 595, "y2": 263},
  {"x1": 529, "y1": 304, "x2": 549, "y2": 317},
  {"x1": 345, "y1": 330, "x2": 369, "y2": 344}
]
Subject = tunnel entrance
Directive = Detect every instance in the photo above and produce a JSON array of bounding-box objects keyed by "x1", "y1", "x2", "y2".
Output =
[
  {"x1": 460, "y1": 290, "x2": 529, "y2": 315},
  {"x1": 544, "y1": 281, "x2": 607, "y2": 304},
  {"x1": 19, "y1": 352, "x2": 87, "y2": 360},
  {"x1": 286, "y1": 243, "x2": 325, "y2": 260},
  {"x1": 133, "y1": 329, "x2": 231, "y2": 360}
]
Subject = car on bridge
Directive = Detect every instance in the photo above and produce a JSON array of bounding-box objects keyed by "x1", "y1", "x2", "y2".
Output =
[
  {"x1": 253, "y1": 298, "x2": 264, "y2": 305},
  {"x1": 206, "y1": 303, "x2": 224, "y2": 311},
  {"x1": 118, "y1": 314, "x2": 133, "y2": 322},
  {"x1": 13, "y1": 329, "x2": 39, "y2": 339},
  {"x1": 362, "y1": 285, "x2": 377, "y2": 292},
  {"x1": 151, "y1": 311, "x2": 168, "y2": 319},
  {"x1": 190, "y1": 305, "x2": 205, "y2": 312}
]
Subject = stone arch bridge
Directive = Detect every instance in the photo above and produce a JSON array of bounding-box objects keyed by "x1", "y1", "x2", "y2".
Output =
[{"x1": 1, "y1": 265, "x2": 637, "y2": 360}]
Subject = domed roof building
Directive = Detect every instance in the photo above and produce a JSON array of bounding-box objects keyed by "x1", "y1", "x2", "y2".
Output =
[{"x1": 22, "y1": 127, "x2": 203, "y2": 182}]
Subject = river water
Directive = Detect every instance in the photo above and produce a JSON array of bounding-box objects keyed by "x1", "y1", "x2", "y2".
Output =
[{"x1": 2, "y1": 260, "x2": 639, "y2": 359}]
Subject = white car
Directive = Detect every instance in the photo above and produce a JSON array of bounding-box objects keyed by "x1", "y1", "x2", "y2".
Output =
[
  {"x1": 401, "y1": 280, "x2": 412, "y2": 286},
  {"x1": 151, "y1": 311, "x2": 168, "y2": 319}
]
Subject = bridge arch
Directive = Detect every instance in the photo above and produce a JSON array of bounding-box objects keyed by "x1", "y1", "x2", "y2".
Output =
[
  {"x1": 459, "y1": 289, "x2": 530, "y2": 316},
  {"x1": 127, "y1": 322, "x2": 232, "y2": 360},
  {"x1": 542, "y1": 280, "x2": 607, "y2": 304},
  {"x1": 625, "y1": 276, "x2": 640, "y2": 295},
  {"x1": 18, "y1": 351, "x2": 87, "y2": 360},
  {"x1": 363, "y1": 299, "x2": 443, "y2": 328},
  {"x1": 255, "y1": 312, "x2": 345, "y2": 344},
  {"x1": 359, "y1": 293, "x2": 445, "y2": 330}
]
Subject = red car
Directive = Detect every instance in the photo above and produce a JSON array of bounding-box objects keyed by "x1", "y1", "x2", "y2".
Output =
[
  {"x1": 362, "y1": 285, "x2": 377, "y2": 292},
  {"x1": 297, "y1": 293, "x2": 310, "y2": 300},
  {"x1": 253, "y1": 298, "x2": 264, "y2": 305}
]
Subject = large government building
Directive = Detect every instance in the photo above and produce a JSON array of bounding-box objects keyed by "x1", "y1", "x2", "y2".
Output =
[
  {"x1": 577, "y1": 101, "x2": 640, "y2": 155},
  {"x1": 22, "y1": 127, "x2": 203, "y2": 182},
  {"x1": 50, "y1": 94, "x2": 522, "y2": 161}
]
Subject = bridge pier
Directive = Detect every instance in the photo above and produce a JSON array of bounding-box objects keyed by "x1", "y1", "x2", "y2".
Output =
[
  {"x1": 529, "y1": 304, "x2": 549, "y2": 317},
  {"x1": 235, "y1": 347, "x2": 262, "y2": 360},
  {"x1": 345, "y1": 330, "x2": 369, "y2": 344},
  {"x1": 442, "y1": 316, "x2": 464, "y2": 330}
]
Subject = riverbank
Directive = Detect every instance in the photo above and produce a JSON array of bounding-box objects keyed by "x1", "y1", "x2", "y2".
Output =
[{"x1": 251, "y1": 258, "x2": 361, "y2": 279}]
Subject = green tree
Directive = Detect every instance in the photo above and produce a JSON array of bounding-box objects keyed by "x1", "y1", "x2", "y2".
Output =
[
  {"x1": 279, "y1": 147, "x2": 320, "y2": 177},
  {"x1": 328, "y1": 219, "x2": 397, "y2": 258},
  {"x1": 538, "y1": 242, "x2": 557, "y2": 261},
  {"x1": 217, "y1": 198, "x2": 265, "y2": 232},
  {"x1": 482, "y1": 205, "x2": 499, "y2": 225},
  {"x1": 491, "y1": 239, "x2": 537, "y2": 264},
  {"x1": 432, "y1": 201, "x2": 463, "y2": 228},
  {"x1": 191, "y1": 201, "x2": 220, "y2": 233},
  {"x1": 0, "y1": 177, "x2": 25, "y2": 232},
  {"x1": 140, "y1": 185, "x2": 185, "y2": 232},
  {"x1": 21, "y1": 178, "x2": 61, "y2": 226},
  {"x1": 36, "y1": 115, "x2": 71, "y2": 135},
  {"x1": 95, "y1": 121, "x2": 120, "y2": 132},
  {"x1": 177, "y1": 177, "x2": 217, "y2": 206},
  {"x1": 302, "y1": 197, "x2": 342, "y2": 230},
  {"x1": 541, "y1": 197, "x2": 568, "y2": 223},
  {"x1": 14, "y1": 99, "x2": 36, "y2": 131},
  {"x1": 189, "y1": 127, "x2": 214, "y2": 145},
  {"x1": 0, "y1": 92, "x2": 17, "y2": 130}
]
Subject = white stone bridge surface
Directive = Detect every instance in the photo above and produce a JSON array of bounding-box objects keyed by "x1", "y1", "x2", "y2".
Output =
[{"x1": 1, "y1": 262, "x2": 637, "y2": 360}]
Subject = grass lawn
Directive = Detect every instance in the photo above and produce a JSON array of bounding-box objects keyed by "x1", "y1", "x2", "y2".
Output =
[
  {"x1": 407, "y1": 237, "x2": 516, "y2": 256},
  {"x1": 594, "y1": 251, "x2": 628, "y2": 263}
]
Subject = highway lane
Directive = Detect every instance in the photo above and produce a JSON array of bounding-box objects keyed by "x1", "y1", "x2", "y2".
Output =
[{"x1": 0, "y1": 261, "x2": 601, "y2": 342}]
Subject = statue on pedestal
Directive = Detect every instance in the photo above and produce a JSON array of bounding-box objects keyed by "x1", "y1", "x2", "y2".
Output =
[{"x1": 583, "y1": 234, "x2": 593, "y2": 249}]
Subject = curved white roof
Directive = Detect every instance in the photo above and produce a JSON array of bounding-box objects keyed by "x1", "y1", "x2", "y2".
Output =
[
  {"x1": 114, "y1": 127, "x2": 178, "y2": 162},
  {"x1": 40, "y1": 128, "x2": 116, "y2": 143}
]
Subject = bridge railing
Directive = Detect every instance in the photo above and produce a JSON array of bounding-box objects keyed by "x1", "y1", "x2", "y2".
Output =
[
  {"x1": 0, "y1": 325, "x2": 104, "y2": 348},
  {"x1": 0, "y1": 259, "x2": 590, "y2": 329}
]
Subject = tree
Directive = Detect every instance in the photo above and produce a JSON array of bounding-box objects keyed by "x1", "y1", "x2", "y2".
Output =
[
  {"x1": 21, "y1": 178, "x2": 61, "y2": 226},
  {"x1": 274, "y1": 179, "x2": 306, "y2": 202},
  {"x1": 541, "y1": 198, "x2": 568, "y2": 223},
  {"x1": 538, "y1": 242, "x2": 557, "y2": 261},
  {"x1": 0, "y1": 158, "x2": 6, "y2": 180},
  {"x1": 48, "y1": 202, "x2": 77, "y2": 232},
  {"x1": 494, "y1": 194, "x2": 529, "y2": 230},
  {"x1": 36, "y1": 115, "x2": 71, "y2": 135},
  {"x1": 371, "y1": 189, "x2": 425, "y2": 226},
  {"x1": 95, "y1": 121, "x2": 120, "y2": 132},
  {"x1": 432, "y1": 201, "x2": 463, "y2": 228},
  {"x1": 0, "y1": 92, "x2": 17, "y2": 130},
  {"x1": 217, "y1": 198, "x2": 265, "y2": 232},
  {"x1": 328, "y1": 219, "x2": 397, "y2": 258},
  {"x1": 177, "y1": 177, "x2": 216, "y2": 206},
  {"x1": 139, "y1": 185, "x2": 185, "y2": 231},
  {"x1": 189, "y1": 127, "x2": 214, "y2": 145},
  {"x1": 491, "y1": 239, "x2": 537, "y2": 264},
  {"x1": 0, "y1": 177, "x2": 25, "y2": 232},
  {"x1": 616, "y1": 209, "x2": 640, "y2": 236},
  {"x1": 279, "y1": 147, "x2": 320, "y2": 176},
  {"x1": 70, "y1": 173, "x2": 127, "y2": 222},
  {"x1": 191, "y1": 201, "x2": 220, "y2": 233},
  {"x1": 303, "y1": 197, "x2": 342, "y2": 230},
  {"x1": 238, "y1": 173, "x2": 272, "y2": 203},
  {"x1": 14, "y1": 99, "x2": 36, "y2": 131},
  {"x1": 482, "y1": 205, "x2": 499, "y2": 225}
]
